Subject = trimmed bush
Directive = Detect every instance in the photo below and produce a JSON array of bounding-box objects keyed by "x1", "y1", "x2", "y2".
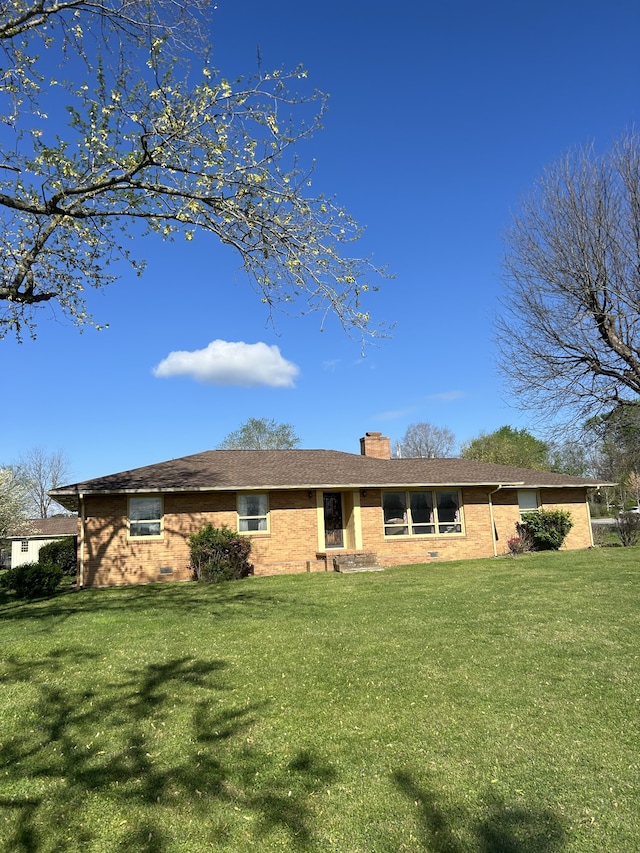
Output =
[
  {"x1": 1, "y1": 561, "x2": 64, "y2": 599},
  {"x1": 38, "y1": 536, "x2": 77, "y2": 576},
  {"x1": 517, "y1": 509, "x2": 573, "y2": 551},
  {"x1": 189, "y1": 524, "x2": 254, "y2": 583}
]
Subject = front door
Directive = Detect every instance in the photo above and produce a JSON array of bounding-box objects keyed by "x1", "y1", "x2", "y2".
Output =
[{"x1": 323, "y1": 492, "x2": 344, "y2": 548}]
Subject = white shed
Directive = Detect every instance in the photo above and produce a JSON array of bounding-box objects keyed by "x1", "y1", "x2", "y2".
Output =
[{"x1": 9, "y1": 517, "x2": 77, "y2": 568}]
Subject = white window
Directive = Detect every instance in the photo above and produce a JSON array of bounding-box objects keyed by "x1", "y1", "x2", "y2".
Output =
[
  {"x1": 518, "y1": 490, "x2": 539, "y2": 517},
  {"x1": 128, "y1": 496, "x2": 163, "y2": 538},
  {"x1": 21, "y1": 539, "x2": 29, "y2": 553},
  {"x1": 238, "y1": 493, "x2": 269, "y2": 532},
  {"x1": 382, "y1": 490, "x2": 463, "y2": 536}
]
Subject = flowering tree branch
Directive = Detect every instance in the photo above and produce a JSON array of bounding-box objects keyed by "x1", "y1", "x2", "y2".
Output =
[{"x1": 0, "y1": 1, "x2": 387, "y2": 340}]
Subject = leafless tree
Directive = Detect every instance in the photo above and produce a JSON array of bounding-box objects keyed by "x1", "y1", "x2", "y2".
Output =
[
  {"x1": 16, "y1": 447, "x2": 71, "y2": 517},
  {"x1": 396, "y1": 422, "x2": 456, "y2": 458},
  {"x1": 497, "y1": 130, "x2": 640, "y2": 425}
]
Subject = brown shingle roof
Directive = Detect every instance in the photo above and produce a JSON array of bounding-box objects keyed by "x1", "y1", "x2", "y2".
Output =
[
  {"x1": 8, "y1": 516, "x2": 77, "y2": 539},
  {"x1": 49, "y1": 449, "x2": 606, "y2": 511}
]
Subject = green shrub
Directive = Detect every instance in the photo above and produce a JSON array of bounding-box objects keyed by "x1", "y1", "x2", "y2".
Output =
[
  {"x1": 38, "y1": 536, "x2": 77, "y2": 576},
  {"x1": 615, "y1": 512, "x2": 640, "y2": 546},
  {"x1": 517, "y1": 509, "x2": 573, "y2": 551},
  {"x1": 1, "y1": 561, "x2": 64, "y2": 598},
  {"x1": 189, "y1": 524, "x2": 254, "y2": 583}
]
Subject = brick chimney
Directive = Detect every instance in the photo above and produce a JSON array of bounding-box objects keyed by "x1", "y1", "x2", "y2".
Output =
[{"x1": 359, "y1": 432, "x2": 391, "y2": 459}]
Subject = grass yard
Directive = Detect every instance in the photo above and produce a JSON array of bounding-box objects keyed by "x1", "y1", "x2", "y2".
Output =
[{"x1": 1, "y1": 548, "x2": 639, "y2": 852}]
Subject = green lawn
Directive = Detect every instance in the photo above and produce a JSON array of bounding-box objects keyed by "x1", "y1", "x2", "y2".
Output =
[{"x1": 1, "y1": 548, "x2": 639, "y2": 852}]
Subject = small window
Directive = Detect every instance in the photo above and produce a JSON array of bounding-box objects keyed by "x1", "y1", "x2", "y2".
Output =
[
  {"x1": 518, "y1": 490, "x2": 539, "y2": 517},
  {"x1": 238, "y1": 493, "x2": 269, "y2": 532},
  {"x1": 129, "y1": 496, "x2": 163, "y2": 538},
  {"x1": 21, "y1": 539, "x2": 29, "y2": 553}
]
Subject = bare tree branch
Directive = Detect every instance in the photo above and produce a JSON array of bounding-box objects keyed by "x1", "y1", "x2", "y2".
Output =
[
  {"x1": 396, "y1": 422, "x2": 456, "y2": 458},
  {"x1": 497, "y1": 131, "x2": 640, "y2": 424},
  {"x1": 16, "y1": 446, "x2": 71, "y2": 517}
]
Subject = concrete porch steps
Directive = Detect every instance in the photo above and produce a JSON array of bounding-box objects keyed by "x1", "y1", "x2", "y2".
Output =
[
  {"x1": 332, "y1": 552, "x2": 383, "y2": 573},
  {"x1": 336, "y1": 565, "x2": 385, "y2": 573}
]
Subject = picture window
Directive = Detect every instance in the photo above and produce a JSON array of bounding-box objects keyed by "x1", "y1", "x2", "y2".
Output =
[{"x1": 383, "y1": 490, "x2": 463, "y2": 536}]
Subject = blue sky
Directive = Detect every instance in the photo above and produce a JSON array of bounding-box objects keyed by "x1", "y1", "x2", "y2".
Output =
[{"x1": 3, "y1": 0, "x2": 640, "y2": 483}]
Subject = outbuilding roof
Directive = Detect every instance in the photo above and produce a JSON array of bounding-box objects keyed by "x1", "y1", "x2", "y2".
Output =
[
  {"x1": 49, "y1": 448, "x2": 606, "y2": 512},
  {"x1": 8, "y1": 516, "x2": 77, "y2": 539}
]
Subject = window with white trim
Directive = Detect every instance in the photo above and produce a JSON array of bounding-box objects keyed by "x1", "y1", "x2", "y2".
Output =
[
  {"x1": 382, "y1": 490, "x2": 463, "y2": 536},
  {"x1": 237, "y1": 493, "x2": 269, "y2": 532},
  {"x1": 21, "y1": 539, "x2": 29, "y2": 552},
  {"x1": 517, "y1": 489, "x2": 539, "y2": 517},
  {"x1": 128, "y1": 496, "x2": 163, "y2": 538}
]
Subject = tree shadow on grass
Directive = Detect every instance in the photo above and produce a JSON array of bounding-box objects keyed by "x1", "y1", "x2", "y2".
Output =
[
  {"x1": 0, "y1": 581, "x2": 329, "y2": 628},
  {"x1": 393, "y1": 770, "x2": 566, "y2": 853},
  {"x1": 0, "y1": 649, "x2": 334, "y2": 852}
]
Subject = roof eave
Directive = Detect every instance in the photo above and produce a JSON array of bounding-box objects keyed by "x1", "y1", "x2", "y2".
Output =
[
  {"x1": 52, "y1": 480, "x2": 526, "y2": 499},
  {"x1": 50, "y1": 478, "x2": 604, "y2": 510}
]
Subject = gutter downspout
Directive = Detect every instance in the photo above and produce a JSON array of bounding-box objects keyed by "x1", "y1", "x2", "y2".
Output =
[
  {"x1": 488, "y1": 485, "x2": 503, "y2": 557},
  {"x1": 78, "y1": 492, "x2": 85, "y2": 589},
  {"x1": 586, "y1": 488, "x2": 595, "y2": 547}
]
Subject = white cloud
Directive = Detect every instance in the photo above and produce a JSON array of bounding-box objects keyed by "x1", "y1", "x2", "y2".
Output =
[
  {"x1": 153, "y1": 340, "x2": 300, "y2": 388},
  {"x1": 376, "y1": 407, "x2": 416, "y2": 421},
  {"x1": 375, "y1": 390, "x2": 466, "y2": 420},
  {"x1": 427, "y1": 390, "x2": 465, "y2": 402}
]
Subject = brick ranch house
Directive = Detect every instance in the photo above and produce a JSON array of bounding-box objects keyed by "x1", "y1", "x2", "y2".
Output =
[{"x1": 49, "y1": 432, "x2": 606, "y2": 588}]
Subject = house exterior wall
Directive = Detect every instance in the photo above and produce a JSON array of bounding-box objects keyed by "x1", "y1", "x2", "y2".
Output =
[
  {"x1": 82, "y1": 490, "x2": 322, "y2": 587},
  {"x1": 356, "y1": 487, "x2": 495, "y2": 566},
  {"x1": 491, "y1": 487, "x2": 593, "y2": 554},
  {"x1": 80, "y1": 486, "x2": 594, "y2": 587}
]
